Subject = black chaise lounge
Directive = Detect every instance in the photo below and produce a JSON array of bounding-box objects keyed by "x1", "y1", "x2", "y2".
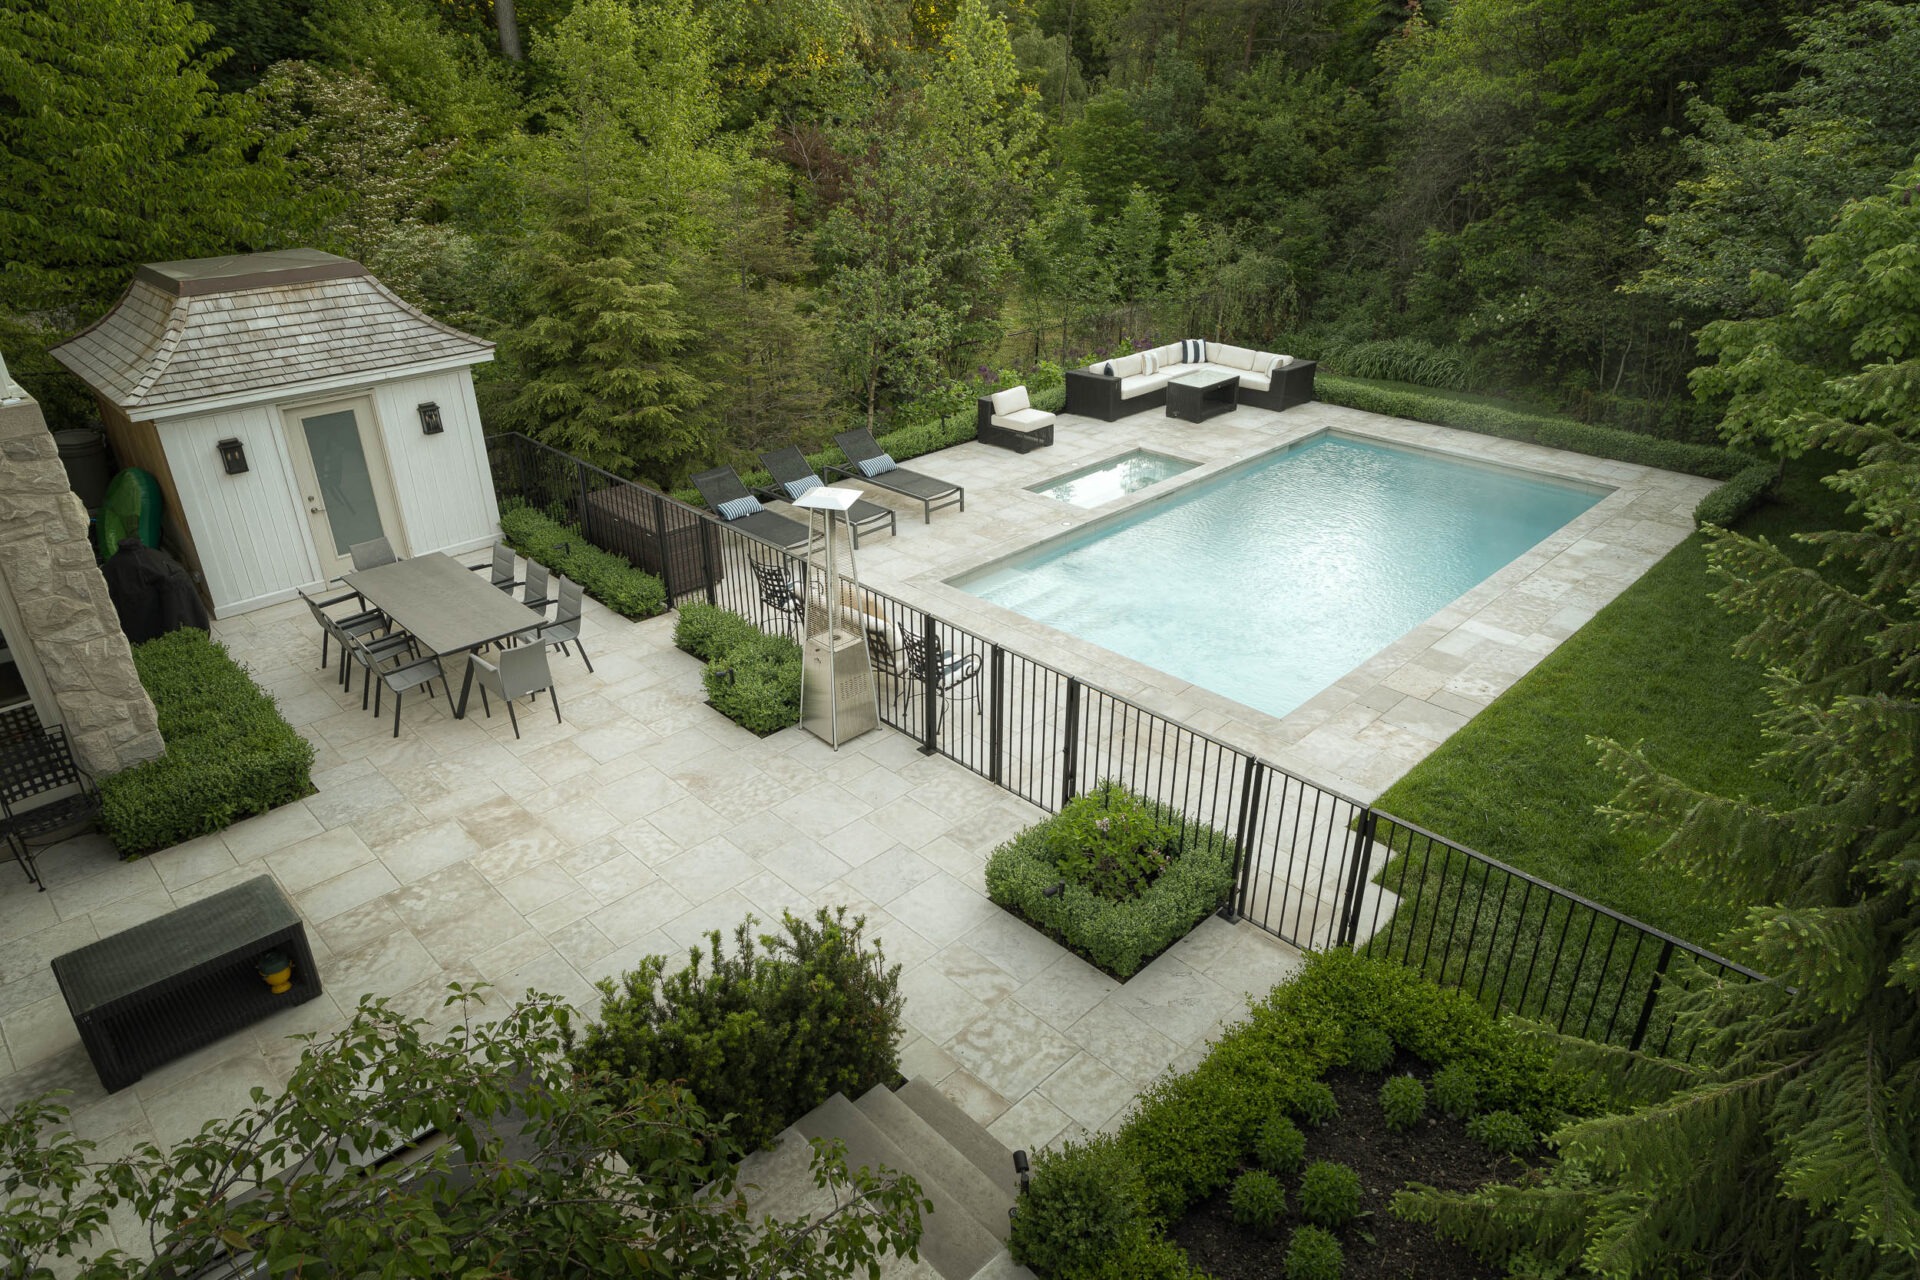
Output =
[
  {"x1": 692, "y1": 466, "x2": 810, "y2": 549},
  {"x1": 757, "y1": 447, "x2": 897, "y2": 547},
  {"x1": 827, "y1": 430, "x2": 965, "y2": 524}
]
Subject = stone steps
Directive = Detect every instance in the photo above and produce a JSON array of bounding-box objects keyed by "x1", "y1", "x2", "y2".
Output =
[{"x1": 737, "y1": 1079, "x2": 1036, "y2": 1280}]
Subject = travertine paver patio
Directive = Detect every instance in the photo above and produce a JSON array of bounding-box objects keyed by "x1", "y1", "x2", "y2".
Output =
[
  {"x1": 0, "y1": 395, "x2": 1708, "y2": 1261},
  {"x1": 0, "y1": 577, "x2": 1300, "y2": 1259}
]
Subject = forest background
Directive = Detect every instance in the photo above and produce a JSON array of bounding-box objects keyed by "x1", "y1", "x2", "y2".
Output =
[{"x1": 4, "y1": 0, "x2": 1917, "y2": 487}]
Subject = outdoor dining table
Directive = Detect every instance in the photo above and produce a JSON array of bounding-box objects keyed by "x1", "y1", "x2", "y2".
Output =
[{"x1": 342, "y1": 552, "x2": 546, "y2": 718}]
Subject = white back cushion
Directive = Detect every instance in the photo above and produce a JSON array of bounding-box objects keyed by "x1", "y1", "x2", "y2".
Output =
[
  {"x1": 1110, "y1": 353, "x2": 1145, "y2": 378},
  {"x1": 991, "y1": 386, "x2": 1030, "y2": 415},
  {"x1": 1212, "y1": 343, "x2": 1255, "y2": 370}
]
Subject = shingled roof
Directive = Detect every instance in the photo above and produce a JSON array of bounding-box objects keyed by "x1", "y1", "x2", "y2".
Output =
[{"x1": 50, "y1": 249, "x2": 493, "y2": 420}]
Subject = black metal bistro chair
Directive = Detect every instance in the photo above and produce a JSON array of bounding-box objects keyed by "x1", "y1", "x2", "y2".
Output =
[
  {"x1": 0, "y1": 725, "x2": 103, "y2": 891},
  {"x1": 900, "y1": 630, "x2": 983, "y2": 735},
  {"x1": 750, "y1": 561, "x2": 806, "y2": 639}
]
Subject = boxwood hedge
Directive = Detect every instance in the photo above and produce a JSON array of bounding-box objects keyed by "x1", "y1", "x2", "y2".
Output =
[
  {"x1": 100, "y1": 628, "x2": 315, "y2": 855},
  {"x1": 498, "y1": 502, "x2": 667, "y2": 618},
  {"x1": 985, "y1": 781, "x2": 1234, "y2": 980}
]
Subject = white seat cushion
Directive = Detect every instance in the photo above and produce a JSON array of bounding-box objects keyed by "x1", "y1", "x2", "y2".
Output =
[
  {"x1": 990, "y1": 386, "x2": 1030, "y2": 415},
  {"x1": 1238, "y1": 373, "x2": 1271, "y2": 392},
  {"x1": 1120, "y1": 372, "x2": 1172, "y2": 398},
  {"x1": 992, "y1": 407, "x2": 1056, "y2": 430}
]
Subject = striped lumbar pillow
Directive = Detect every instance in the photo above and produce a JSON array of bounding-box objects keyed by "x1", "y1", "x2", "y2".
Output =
[{"x1": 717, "y1": 494, "x2": 763, "y2": 521}]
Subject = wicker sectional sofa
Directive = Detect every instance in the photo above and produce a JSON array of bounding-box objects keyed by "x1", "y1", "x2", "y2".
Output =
[{"x1": 1064, "y1": 340, "x2": 1317, "y2": 422}]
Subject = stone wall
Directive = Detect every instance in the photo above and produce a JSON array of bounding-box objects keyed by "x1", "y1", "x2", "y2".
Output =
[{"x1": 0, "y1": 394, "x2": 165, "y2": 775}]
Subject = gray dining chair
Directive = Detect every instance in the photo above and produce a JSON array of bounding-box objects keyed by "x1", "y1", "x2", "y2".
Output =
[
  {"x1": 369, "y1": 653, "x2": 444, "y2": 738},
  {"x1": 537, "y1": 577, "x2": 592, "y2": 672},
  {"x1": 468, "y1": 643, "x2": 561, "y2": 739},
  {"x1": 468, "y1": 543, "x2": 521, "y2": 593},
  {"x1": 345, "y1": 630, "x2": 418, "y2": 707},
  {"x1": 350, "y1": 537, "x2": 398, "y2": 571},
  {"x1": 298, "y1": 587, "x2": 384, "y2": 674},
  {"x1": 522, "y1": 562, "x2": 554, "y2": 615}
]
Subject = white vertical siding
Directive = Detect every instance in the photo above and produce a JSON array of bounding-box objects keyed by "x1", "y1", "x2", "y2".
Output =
[
  {"x1": 369, "y1": 371, "x2": 500, "y2": 557},
  {"x1": 158, "y1": 405, "x2": 319, "y2": 616}
]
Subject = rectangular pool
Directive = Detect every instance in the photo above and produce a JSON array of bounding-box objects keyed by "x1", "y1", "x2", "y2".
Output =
[
  {"x1": 1029, "y1": 449, "x2": 1197, "y2": 508},
  {"x1": 954, "y1": 433, "x2": 1609, "y2": 721}
]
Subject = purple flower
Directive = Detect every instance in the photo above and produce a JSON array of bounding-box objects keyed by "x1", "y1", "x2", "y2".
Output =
[{"x1": 978, "y1": 365, "x2": 993, "y2": 379}]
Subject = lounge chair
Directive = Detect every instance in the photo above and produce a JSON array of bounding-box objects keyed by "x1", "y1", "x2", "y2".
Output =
[
  {"x1": 826, "y1": 430, "x2": 965, "y2": 524},
  {"x1": 692, "y1": 466, "x2": 810, "y2": 549},
  {"x1": 757, "y1": 447, "x2": 897, "y2": 547}
]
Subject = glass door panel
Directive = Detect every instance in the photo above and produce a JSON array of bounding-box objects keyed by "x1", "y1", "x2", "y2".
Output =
[{"x1": 300, "y1": 409, "x2": 385, "y2": 556}]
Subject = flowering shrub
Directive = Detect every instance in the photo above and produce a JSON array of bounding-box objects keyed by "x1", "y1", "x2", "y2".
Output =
[{"x1": 1048, "y1": 783, "x2": 1184, "y2": 900}]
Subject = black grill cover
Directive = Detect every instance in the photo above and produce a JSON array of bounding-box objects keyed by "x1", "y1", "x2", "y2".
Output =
[{"x1": 103, "y1": 541, "x2": 211, "y2": 644}]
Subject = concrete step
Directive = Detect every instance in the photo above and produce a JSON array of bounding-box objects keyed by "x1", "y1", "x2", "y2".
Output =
[
  {"x1": 898, "y1": 1077, "x2": 1022, "y2": 1201},
  {"x1": 856, "y1": 1084, "x2": 1014, "y2": 1243},
  {"x1": 796, "y1": 1093, "x2": 1002, "y2": 1280},
  {"x1": 968, "y1": 1254, "x2": 1039, "y2": 1280}
]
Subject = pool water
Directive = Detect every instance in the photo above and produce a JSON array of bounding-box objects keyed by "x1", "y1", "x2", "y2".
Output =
[
  {"x1": 1029, "y1": 449, "x2": 1197, "y2": 508},
  {"x1": 957, "y1": 433, "x2": 1609, "y2": 721}
]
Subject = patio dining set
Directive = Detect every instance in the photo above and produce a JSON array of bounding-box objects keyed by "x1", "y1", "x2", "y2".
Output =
[{"x1": 300, "y1": 538, "x2": 591, "y2": 740}]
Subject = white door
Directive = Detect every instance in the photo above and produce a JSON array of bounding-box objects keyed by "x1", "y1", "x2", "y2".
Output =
[{"x1": 284, "y1": 398, "x2": 405, "y2": 582}]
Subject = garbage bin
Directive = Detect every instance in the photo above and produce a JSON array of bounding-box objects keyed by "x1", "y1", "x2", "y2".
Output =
[{"x1": 54, "y1": 427, "x2": 112, "y2": 509}]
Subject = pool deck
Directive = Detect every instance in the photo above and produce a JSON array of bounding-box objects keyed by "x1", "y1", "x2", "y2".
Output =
[
  {"x1": 0, "y1": 396, "x2": 1710, "y2": 1267},
  {"x1": 840, "y1": 399, "x2": 1716, "y2": 804}
]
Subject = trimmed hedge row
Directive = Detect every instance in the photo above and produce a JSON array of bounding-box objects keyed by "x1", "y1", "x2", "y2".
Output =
[
  {"x1": 100, "y1": 628, "x2": 315, "y2": 856},
  {"x1": 1315, "y1": 375, "x2": 1775, "y2": 527},
  {"x1": 498, "y1": 502, "x2": 668, "y2": 619},
  {"x1": 675, "y1": 383, "x2": 1069, "y2": 509},
  {"x1": 674, "y1": 602, "x2": 801, "y2": 735},
  {"x1": 1008, "y1": 950, "x2": 1607, "y2": 1278},
  {"x1": 985, "y1": 782, "x2": 1235, "y2": 979}
]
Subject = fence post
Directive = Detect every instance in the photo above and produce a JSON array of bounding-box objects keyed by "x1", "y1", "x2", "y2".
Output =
[
  {"x1": 1628, "y1": 940, "x2": 1676, "y2": 1052},
  {"x1": 1335, "y1": 809, "x2": 1380, "y2": 948},
  {"x1": 1225, "y1": 758, "x2": 1266, "y2": 922},
  {"x1": 988, "y1": 644, "x2": 1004, "y2": 786},
  {"x1": 919, "y1": 614, "x2": 939, "y2": 756},
  {"x1": 1061, "y1": 677, "x2": 1081, "y2": 805},
  {"x1": 650, "y1": 491, "x2": 675, "y2": 602},
  {"x1": 699, "y1": 517, "x2": 718, "y2": 605},
  {"x1": 512, "y1": 434, "x2": 530, "y2": 502},
  {"x1": 575, "y1": 461, "x2": 593, "y2": 541}
]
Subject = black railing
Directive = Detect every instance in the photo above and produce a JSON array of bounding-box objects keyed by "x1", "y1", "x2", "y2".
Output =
[{"x1": 487, "y1": 431, "x2": 1762, "y2": 1056}]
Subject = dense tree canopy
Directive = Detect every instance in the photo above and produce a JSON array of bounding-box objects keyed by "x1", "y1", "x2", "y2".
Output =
[{"x1": 3, "y1": 0, "x2": 1917, "y2": 471}]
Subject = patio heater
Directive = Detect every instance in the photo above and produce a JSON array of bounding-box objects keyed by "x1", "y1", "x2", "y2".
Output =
[{"x1": 793, "y1": 485, "x2": 880, "y2": 748}]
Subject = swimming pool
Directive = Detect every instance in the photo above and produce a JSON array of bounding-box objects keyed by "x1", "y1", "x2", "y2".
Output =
[
  {"x1": 1029, "y1": 449, "x2": 1197, "y2": 508},
  {"x1": 954, "y1": 432, "x2": 1610, "y2": 721}
]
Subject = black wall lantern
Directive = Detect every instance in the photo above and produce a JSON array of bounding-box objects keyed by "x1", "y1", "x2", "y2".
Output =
[
  {"x1": 418, "y1": 401, "x2": 443, "y2": 435},
  {"x1": 217, "y1": 437, "x2": 248, "y2": 475}
]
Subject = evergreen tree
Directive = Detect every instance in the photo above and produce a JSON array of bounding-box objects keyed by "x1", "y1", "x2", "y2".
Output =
[
  {"x1": 1396, "y1": 164, "x2": 1920, "y2": 1279},
  {"x1": 497, "y1": 0, "x2": 724, "y2": 483}
]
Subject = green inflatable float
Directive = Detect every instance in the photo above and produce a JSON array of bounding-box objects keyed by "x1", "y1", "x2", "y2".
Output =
[{"x1": 98, "y1": 468, "x2": 163, "y2": 559}]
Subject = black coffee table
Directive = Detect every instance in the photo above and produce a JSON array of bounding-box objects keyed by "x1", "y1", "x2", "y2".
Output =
[{"x1": 1166, "y1": 370, "x2": 1239, "y2": 422}]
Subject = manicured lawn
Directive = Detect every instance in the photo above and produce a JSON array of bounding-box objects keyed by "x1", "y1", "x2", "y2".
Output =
[{"x1": 1372, "y1": 456, "x2": 1854, "y2": 949}]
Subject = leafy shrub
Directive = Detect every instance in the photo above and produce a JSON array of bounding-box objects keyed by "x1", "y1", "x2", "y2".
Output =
[
  {"x1": 1693, "y1": 459, "x2": 1778, "y2": 527},
  {"x1": 1046, "y1": 783, "x2": 1184, "y2": 900},
  {"x1": 1325, "y1": 336, "x2": 1469, "y2": 390},
  {"x1": 100, "y1": 629, "x2": 314, "y2": 855},
  {"x1": 1083, "y1": 1222, "x2": 1199, "y2": 1280},
  {"x1": 1230, "y1": 1170, "x2": 1287, "y2": 1228},
  {"x1": 674, "y1": 601, "x2": 759, "y2": 661},
  {"x1": 1466, "y1": 1109, "x2": 1536, "y2": 1156},
  {"x1": 567, "y1": 909, "x2": 901, "y2": 1152},
  {"x1": 498, "y1": 502, "x2": 667, "y2": 618},
  {"x1": 1297, "y1": 1162, "x2": 1362, "y2": 1228},
  {"x1": 1344, "y1": 1024, "x2": 1395, "y2": 1073},
  {"x1": 1316, "y1": 375, "x2": 1757, "y2": 485},
  {"x1": 1379, "y1": 1076, "x2": 1427, "y2": 1131},
  {"x1": 1291, "y1": 1080, "x2": 1339, "y2": 1127},
  {"x1": 1284, "y1": 1225, "x2": 1344, "y2": 1280},
  {"x1": 1431, "y1": 1062, "x2": 1480, "y2": 1118},
  {"x1": 703, "y1": 630, "x2": 801, "y2": 735},
  {"x1": 1010, "y1": 1134, "x2": 1150, "y2": 1277},
  {"x1": 985, "y1": 781, "x2": 1234, "y2": 978},
  {"x1": 1253, "y1": 1113, "x2": 1307, "y2": 1174}
]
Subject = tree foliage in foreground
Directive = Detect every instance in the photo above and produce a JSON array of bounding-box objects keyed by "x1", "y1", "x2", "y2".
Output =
[
  {"x1": 1, "y1": 987, "x2": 924, "y2": 1280},
  {"x1": 1396, "y1": 165, "x2": 1920, "y2": 1278}
]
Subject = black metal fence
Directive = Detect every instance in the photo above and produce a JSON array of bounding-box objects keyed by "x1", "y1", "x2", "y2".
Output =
[{"x1": 487, "y1": 431, "x2": 1763, "y2": 1056}]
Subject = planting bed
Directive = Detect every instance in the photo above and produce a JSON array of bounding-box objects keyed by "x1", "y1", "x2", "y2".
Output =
[{"x1": 1172, "y1": 1066, "x2": 1539, "y2": 1279}]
